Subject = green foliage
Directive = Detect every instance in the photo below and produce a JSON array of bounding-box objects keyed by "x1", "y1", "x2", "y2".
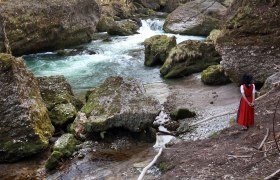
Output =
[
  {"x1": 158, "y1": 161, "x2": 174, "y2": 172},
  {"x1": 209, "y1": 131, "x2": 220, "y2": 139},
  {"x1": 45, "y1": 151, "x2": 63, "y2": 170}
]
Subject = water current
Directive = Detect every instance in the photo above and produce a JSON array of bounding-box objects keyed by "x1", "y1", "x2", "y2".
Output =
[{"x1": 23, "y1": 19, "x2": 204, "y2": 94}]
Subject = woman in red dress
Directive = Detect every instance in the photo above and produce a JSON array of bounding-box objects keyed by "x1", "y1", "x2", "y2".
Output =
[{"x1": 237, "y1": 74, "x2": 255, "y2": 130}]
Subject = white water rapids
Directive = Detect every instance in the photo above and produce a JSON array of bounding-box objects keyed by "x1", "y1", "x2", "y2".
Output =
[{"x1": 24, "y1": 19, "x2": 205, "y2": 94}]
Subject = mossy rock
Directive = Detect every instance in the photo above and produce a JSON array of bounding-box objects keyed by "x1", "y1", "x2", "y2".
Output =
[
  {"x1": 144, "y1": 35, "x2": 177, "y2": 66},
  {"x1": 160, "y1": 40, "x2": 221, "y2": 78},
  {"x1": 45, "y1": 133, "x2": 79, "y2": 170},
  {"x1": 0, "y1": 54, "x2": 54, "y2": 162},
  {"x1": 71, "y1": 76, "x2": 161, "y2": 139},
  {"x1": 201, "y1": 64, "x2": 231, "y2": 85},
  {"x1": 45, "y1": 151, "x2": 63, "y2": 170},
  {"x1": 53, "y1": 133, "x2": 79, "y2": 157},
  {"x1": 96, "y1": 15, "x2": 115, "y2": 32},
  {"x1": 49, "y1": 103, "x2": 77, "y2": 127},
  {"x1": 170, "y1": 108, "x2": 196, "y2": 120},
  {"x1": 206, "y1": 29, "x2": 222, "y2": 44},
  {"x1": 107, "y1": 20, "x2": 139, "y2": 36},
  {"x1": 0, "y1": 53, "x2": 13, "y2": 70}
]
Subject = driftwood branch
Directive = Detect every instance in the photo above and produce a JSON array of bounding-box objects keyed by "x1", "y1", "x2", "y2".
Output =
[
  {"x1": 227, "y1": 154, "x2": 252, "y2": 158},
  {"x1": 258, "y1": 128, "x2": 270, "y2": 150},
  {"x1": 191, "y1": 111, "x2": 236, "y2": 126},
  {"x1": 137, "y1": 147, "x2": 163, "y2": 180},
  {"x1": 272, "y1": 98, "x2": 280, "y2": 153},
  {"x1": 264, "y1": 169, "x2": 280, "y2": 180}
]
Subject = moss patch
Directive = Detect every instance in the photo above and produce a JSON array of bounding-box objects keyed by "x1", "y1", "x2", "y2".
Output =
[{"x1": 170, "y1": 108, "x2": 196, "y2": 120}]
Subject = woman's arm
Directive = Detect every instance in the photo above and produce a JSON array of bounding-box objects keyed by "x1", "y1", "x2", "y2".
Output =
[
  {"x1": 240, "y1": 85, "x2": 252, "y2": 106},
  {"x1": 252, "y1": 84, "x2": 255, "y2": 106}
]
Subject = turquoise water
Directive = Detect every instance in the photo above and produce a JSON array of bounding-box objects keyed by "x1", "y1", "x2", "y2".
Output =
[{"x1": 23, "y1": 19, "x2": 205, "y2": 93}]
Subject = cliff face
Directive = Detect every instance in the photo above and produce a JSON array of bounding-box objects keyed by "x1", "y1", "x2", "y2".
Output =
[
  {"x1": 0, "y1": 0, "x2": 101, "y2": 56},
  {"x1": 216, "y1": 0, "x2": 280, "y2": 84}
]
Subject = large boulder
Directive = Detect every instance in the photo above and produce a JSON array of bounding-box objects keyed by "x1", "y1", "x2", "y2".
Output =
[
  {"x1": 161, "y1": 0, "x2": 190, "y2": 13},
  {"x1": 37, "y1": 76, "x2": 83, "y2": 128},
  {"x1": 255, "y1": 84, "x2": 280, "y2": 125},
  {"x1": 160, "y1": 40, "x2": 221, "y2": 78},
  {"x1": 0, "y1": 53, "x2": 54, "y2": 162},
  {"x1": 259, "y1": 72, "x2": 280, "y2": 96},
  {"x1": 216, "y1": 0, "x2": 280, "y2": 85},
  {"x1": 71, "y1": 76, "x2": 161, "y2": 139},
  {"x1": 96, "y1": 15, "x2": 115, "y2": 32},
  {"x1": 107, "y1": 19, "x2": 140, "y2": 36},
  {"x1": 144, "y1": 35, "x2": 177, "y2": 66},
  {"x1": 0, "y1": 0, "x2": 101, "y2": 56},
  {"x1": 163, "y1": 0, "x2": 227, "y2": 36},
  {"x1": 201, "y1": 64, "x2": 231, "y2": 85},
  {"x1": 134, "y1": 0, "x2": 161, "y2": 10}
]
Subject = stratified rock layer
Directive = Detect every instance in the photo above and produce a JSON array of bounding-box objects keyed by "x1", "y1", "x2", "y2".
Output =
[{"x1": 0, "y1": 0, "x2": 101, "y2": 55}]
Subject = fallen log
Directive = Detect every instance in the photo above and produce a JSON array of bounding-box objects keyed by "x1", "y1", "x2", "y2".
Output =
[
  {"x1": 264, "y1": 169, "x2": 280, "y2": 180},
  {"x1": 191, "y1": 111, "x2": 236, "y2": 126},
  {"x1": 258, "y1": 128, "x2": 270, "y2": 150}
]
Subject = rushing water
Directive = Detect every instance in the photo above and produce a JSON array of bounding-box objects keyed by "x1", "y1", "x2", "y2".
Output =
[{"x1": 23, "y1": 19, "x2": 205, "y2": 94}]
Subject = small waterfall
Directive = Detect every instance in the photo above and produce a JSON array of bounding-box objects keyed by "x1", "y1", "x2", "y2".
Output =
[
  {"x1": 139, "y1": 19, "x2": 164, "y2": 32},
  {"x1": 23, "y1": 19, "x2": 205, "y2": 93}
]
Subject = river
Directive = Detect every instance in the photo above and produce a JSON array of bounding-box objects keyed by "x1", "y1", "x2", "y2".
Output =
[
  {"x1": 23, "y1": 19, "x2": 204, "y2": 94},
  {"x1": 11, "y1": 19, "x2": 209, "y2": 179}
]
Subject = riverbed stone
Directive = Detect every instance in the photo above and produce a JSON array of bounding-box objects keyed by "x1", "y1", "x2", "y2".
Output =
[
  {"x1": 160, "y1": 40, "x2": 221, "y2": 78},
  {"x1": 71, "y1": 76, "x2": 161, "y2": 139},
  {"x1": 144, "y1": 35, "x2": 177, "y2": 66},
  {"x1": 0, "y1": 53, "x2": 54, "y2": 162},
  {"x1": 0, "y1": 0, "x2": 101, "y2": 56},
  {"x1": 259, "y1": 72, "x2": 280, "y2": 96},
  {"x1": 170, "y1": 108, "x2": 196, "y2": 120},
  {"x1": 163, "y1": 0, "x2": 227, "y2": 36},
  {"x1": 201, "y1": 64, "x2": 231, "y2": 85},
  {"x1": 45, "y1": 133, "x2": 79, "y2": 170},
  {"x1": 97, "y1": 15, "x2": 115, "y2": 32},
  {"x1": 107, "y1": 19, "x2": 140, "y2": 36},
  {"x1": 216, "y1": 0, "x2": 280, "y2": 85},
  {"x1": 37, "y1": 76, "x2": 83, "y2": 128},
  {"x1": 49, "y1": 103, "x2": 77, "y2": 127}
]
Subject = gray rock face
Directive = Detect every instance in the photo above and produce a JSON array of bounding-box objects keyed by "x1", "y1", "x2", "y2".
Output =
[
  {"x1": 160, "y1": 40, "x2": 221, "y2": 78},
  {"x1": 134, "y1": 0, "x2": 161, "y2": 10},
  {"x1": 0, "y1": 53, "x2": 54, "y2": 162},
  {"x1": 71, "y1": 76, "x2": 161, "y2": 138},
  {"x1": 0, "y1": 0, "x2": 101, "y2": 56},
  {"x1": 260, "y1": 72, "x2": 280, "y2": 95},
  {"x1": 217, "y1": 46, "x2": 280, "y2": 85},
  {"x1": 107, "y1": 19, "x2": 140, "y2": 36},
  {"x1": 163, "y1": 0, "x2": 226, "y2": 36},
  {"x1": 37, "y1": 76, "x2": 82, "y2": 128}
]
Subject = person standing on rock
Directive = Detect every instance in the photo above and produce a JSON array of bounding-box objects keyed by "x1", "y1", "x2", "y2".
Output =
[{"x1": 237, "y1": 74, "x2": 255, "y2": 130}]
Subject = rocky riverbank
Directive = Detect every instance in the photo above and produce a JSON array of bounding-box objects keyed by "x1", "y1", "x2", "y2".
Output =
[{"x1": 0, "y1": 0, "x2": 279, "y2": 179}]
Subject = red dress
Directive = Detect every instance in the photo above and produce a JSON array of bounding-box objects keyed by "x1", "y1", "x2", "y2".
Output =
[{"x1": 237, "y1": 84, "x2": 254, "y2": 126}]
